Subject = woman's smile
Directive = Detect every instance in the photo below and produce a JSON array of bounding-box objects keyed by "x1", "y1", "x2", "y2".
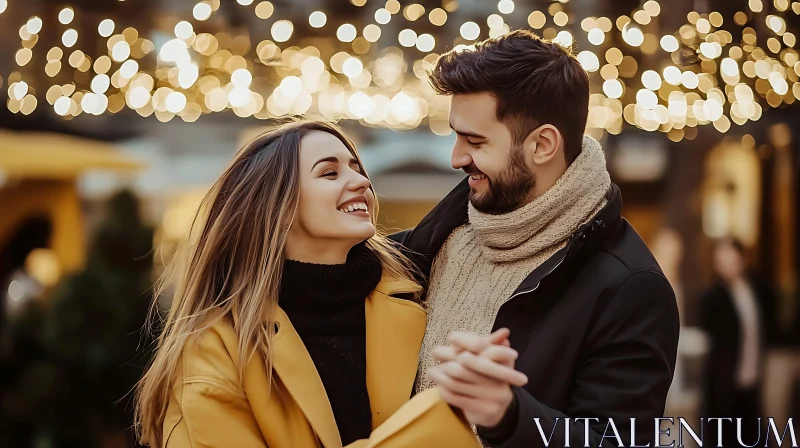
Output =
[{"x1": 338, "y1": 196, "x2": 370, "y2": 218}]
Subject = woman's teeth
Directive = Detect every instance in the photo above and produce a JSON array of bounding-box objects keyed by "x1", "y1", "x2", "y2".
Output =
[
  {"x1": 338, "y1": 202, "x2": 368, "y2": 213},
  {"x1": 470, "y1": 174, "x2": 486, "y2": 180}
]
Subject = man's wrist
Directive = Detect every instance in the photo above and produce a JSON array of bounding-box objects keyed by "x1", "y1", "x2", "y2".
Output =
[{"x1": 477, "y1": 387, "x2": 519, "y2": 445}]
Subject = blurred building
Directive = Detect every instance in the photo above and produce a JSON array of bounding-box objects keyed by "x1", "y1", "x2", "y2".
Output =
[{"x1": 0, "y1": 131, "x2": 141, "y2": 322}]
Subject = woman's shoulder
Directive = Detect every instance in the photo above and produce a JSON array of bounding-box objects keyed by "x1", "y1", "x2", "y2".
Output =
[{"x1": 179, "y1": 319, "x2": 241, "y2": 387}]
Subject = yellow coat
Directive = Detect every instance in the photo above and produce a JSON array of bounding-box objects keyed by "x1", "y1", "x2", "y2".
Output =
[{"x1": 162, "y1": 275, "x2": 479, "y2": 448}]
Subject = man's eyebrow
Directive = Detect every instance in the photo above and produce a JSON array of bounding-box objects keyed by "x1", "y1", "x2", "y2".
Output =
[{"x1": 449, "y1": 123, "x2": 487, "y2": 140}]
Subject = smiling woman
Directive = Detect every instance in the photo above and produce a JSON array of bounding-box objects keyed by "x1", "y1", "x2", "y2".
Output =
[
  {"x1": 286, "y1": 132, "x2": 378, "y2": 264},
  {"x1": 134, "y1": 120, "x2": 480, "y2": 448}
]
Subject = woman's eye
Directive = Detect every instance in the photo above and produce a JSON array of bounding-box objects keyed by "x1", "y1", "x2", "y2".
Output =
[{"x1": 322, "y1": 170, "x2": 338, "y2": 177}]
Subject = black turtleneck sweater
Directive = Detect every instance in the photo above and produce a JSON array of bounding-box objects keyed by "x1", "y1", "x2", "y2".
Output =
[{"x1": 279, "y1": 243, "x2": 382, "y2": 446}]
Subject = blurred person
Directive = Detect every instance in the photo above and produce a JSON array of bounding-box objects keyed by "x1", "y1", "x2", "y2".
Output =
[
  {"x1": 698, "y1": 237, "x2": 778, "y2": 447},
  {"x1": 762, "y1": 328, "x2": 800, "y2": 440},
  {"x1": 650, "y1": 228, "x2": 692, "y2": 407},
  {"x1": 392, "y1": 30, "x2": 680, "y2": 447},
  {"x1": 0, "y1": 217, "x2": 51, "y2": 325},
  {"x1": 650, "y1": 228, "x2": 686, "y2": 322},
  {"x1": 133, "y1": 121, "x2": 492, "y2": 448},
  {"x1": 0, "y1": 217, "x2": 51, "y2": 361}
]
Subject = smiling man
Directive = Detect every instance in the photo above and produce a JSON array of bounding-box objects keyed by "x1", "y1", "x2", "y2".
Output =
[{"x1": 392, "y1": 30, "x2": 680, "y2": 447}]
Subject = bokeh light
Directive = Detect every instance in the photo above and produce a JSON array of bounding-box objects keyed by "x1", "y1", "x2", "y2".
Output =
[
  {"x1": 193, "y1": 2, "x2": 212, "y2": 21},
  {"x1": 62, "y1": 29, "x2": 78, "y2": 48},
  {"x1": 309, "y1": 11, "x2": 327, "y2": 28},
  {"x1": 578, "y1": 51, "x2": 600, "y2": 72},
  {"x1": 271, "y1": 20, "x2": 294, "y2": 42},
  {"x1": 660, "y1": 35, "x2": 679, "y2": 52},
  {"x1": 337, "y1": 24, "x2": 357, "y2": 42},
  {"x1": 399, "y1": 29, "x2": 418, "y2": 47},
  {"x1": 588, "y1": 29, "x2": 605, "y2": 45},
  {"x1": 603, "y1": 79, "x2": 624, "y2": 98},
  {"x1": 98, "y1": 19, "x2": 115, "y2": 37},
  {"x1": 498, "y1": 0, "x2": 515, "y2": 14},
  {"x1": 58, "y1": 8, "x2": 74, "y2": 24},
  {"x1": 0, "y1": 0, "x2": 794, "y2": 135},
  {"x1": 460, "y1": 22, "x2": 480, "y2": 40},
  {"x1": 375, "y1": 8, "x2": 391, "y2": 24}
]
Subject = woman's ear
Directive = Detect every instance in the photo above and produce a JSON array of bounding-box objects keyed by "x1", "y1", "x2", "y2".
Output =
[{"x1": 524, "y1": 125, "x2": 563, "y2": 166}]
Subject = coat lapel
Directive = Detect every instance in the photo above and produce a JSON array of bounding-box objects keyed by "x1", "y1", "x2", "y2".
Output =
[
  {"x1": 365, "y1": 275, "x2": 426, "y2": 428},
  {"x1": 268, "y1": 274, "x2": 425, "y2": 446},
  {"x1": 272, "y1": 307, "x2": 342, "y2": 448}
]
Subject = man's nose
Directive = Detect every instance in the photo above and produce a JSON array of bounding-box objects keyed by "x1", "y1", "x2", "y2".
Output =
[{"x1": 451, "y1": 144, "x2": 472, "y2": 170}]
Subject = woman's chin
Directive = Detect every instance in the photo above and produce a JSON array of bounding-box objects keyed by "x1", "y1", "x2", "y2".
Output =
[
  {"x1": 323, "y1": 222, "x2": 376, "y2": 243},
  {"x1": 359, "y1": 224, "x2": 377, "y2": 240},
  {"x1": 348, "y1": 224, "x2": 376, "y2": 241}
]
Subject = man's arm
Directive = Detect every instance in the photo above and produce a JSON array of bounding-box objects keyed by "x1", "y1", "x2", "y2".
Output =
[
  {"x1": 480, "y1": 272, "x2": 679, "y2": 448},
  {"x1": 388, "y1": 229, "x2": 412, "y2": 246},
  {"x1": 433, "y1": 272, "x2": 679, "y2": 448}
]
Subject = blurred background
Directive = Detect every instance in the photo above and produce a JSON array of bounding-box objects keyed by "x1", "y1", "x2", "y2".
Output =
[{"x1": 0, "y1": 0, "x2": 797, "y2": 446}]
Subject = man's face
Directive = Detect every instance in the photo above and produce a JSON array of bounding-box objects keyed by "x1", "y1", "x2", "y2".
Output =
[
  {"x1": 449, "y1": 93, "x2": 536, "y2": 215},
  {"x1": 713, "y1": 242, "x2": 746, "y2": 282}
]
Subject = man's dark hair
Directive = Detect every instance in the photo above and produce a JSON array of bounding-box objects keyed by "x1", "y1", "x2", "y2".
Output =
[{"x1": 430, "y1": 29, "x2": 590, "y2": 165}]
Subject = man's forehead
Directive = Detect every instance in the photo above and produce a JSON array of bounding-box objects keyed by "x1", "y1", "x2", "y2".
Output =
[
  {"x1": 450, "y1": 93, "x2": 499, "y2": 133},
  {"x1": 451, "y1": 92, "x2": 497, "y2": 108}
]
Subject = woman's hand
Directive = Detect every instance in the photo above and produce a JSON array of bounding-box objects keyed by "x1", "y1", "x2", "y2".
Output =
[{"x1": 427, "y1": 329, "x2": 528, "y2": 428}]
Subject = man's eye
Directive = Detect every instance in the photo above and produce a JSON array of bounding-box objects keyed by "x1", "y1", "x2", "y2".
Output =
[{"x1": 467, "y1": 140, "x2": 482, "y2": 148}]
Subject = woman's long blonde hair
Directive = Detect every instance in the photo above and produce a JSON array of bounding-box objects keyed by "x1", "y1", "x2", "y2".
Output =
[{"x1": 134, "y1": 120, "x2": 418, "y2": 447}]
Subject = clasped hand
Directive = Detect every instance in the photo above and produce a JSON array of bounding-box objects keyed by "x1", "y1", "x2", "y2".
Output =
[{"x1": 427, "y1": 328, "x2": 528, "y2": 428}]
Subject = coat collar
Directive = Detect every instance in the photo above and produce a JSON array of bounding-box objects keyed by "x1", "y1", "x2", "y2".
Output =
[
  {"x1": 269, "y1": 274, "x2": 424, "y2": 448},
  {"x1": 511, "y1": 183, "x2": 623, "y2": 294}
]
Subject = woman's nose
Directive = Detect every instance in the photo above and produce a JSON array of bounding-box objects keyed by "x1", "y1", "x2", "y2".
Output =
[{"x1": 348, "y1": 171, "x2": 371, "y2": 191}]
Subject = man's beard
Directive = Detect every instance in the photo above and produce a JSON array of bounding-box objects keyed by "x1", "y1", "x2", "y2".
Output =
[{"x1": 466, "y1": 146, "x2": 536, "y2": 215}]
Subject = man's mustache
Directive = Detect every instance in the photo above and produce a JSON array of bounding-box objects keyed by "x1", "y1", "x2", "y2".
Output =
[{"x1": 462, "y1": 164, "x2": 485, "y2": 177}]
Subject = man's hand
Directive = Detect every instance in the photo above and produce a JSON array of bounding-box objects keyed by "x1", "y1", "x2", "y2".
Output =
[{"x1": 427, "y1": 329, "x2": 528, "y2": 428}]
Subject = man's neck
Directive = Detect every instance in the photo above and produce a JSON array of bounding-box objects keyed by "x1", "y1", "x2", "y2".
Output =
[{"x1": 514, "y1": 165, "x2": 568, "y2": 211}]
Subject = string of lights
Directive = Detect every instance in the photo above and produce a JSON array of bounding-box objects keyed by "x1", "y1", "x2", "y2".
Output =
[{"x1": 2, "y1": 0, "x2": 799, "y2": 142}]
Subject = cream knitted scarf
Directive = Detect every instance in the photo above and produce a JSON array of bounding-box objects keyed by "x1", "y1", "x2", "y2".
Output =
[{"x1": 416, "y1": 135, "x2": 611, "y2": 394}]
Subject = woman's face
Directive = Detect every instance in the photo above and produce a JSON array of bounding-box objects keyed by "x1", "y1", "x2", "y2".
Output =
[{"x1": 290, "y1": 131, "x2": 376, "y2": 251}]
